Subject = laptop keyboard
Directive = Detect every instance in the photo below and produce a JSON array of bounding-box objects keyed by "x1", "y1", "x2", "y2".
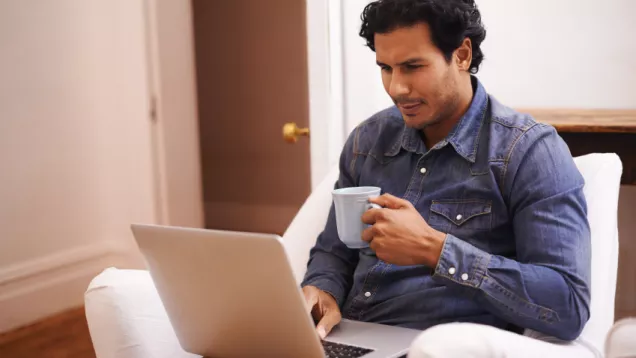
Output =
[{"x1": 322, "y1": 340, "x2": 374, "y2": 358}]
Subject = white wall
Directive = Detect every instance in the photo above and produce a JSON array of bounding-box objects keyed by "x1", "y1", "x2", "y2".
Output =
[
  {"x1": 477, "y1": 0, "x2": 636, "y2": 108},
  {"x1": 340, "y1": 0, "x2": 636, "y2": 127},
  {"x1": 341, "y1": 0, "x2": 393, "y2": 133},
  {"x1": 0, "y1": 0, "x2": 155, "y2": 332}
]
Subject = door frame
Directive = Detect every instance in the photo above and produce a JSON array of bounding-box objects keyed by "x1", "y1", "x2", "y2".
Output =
[
  {"x1": 143, "y1": 0, "x2": 205, "y2": 228},
  {"x1": 305, "y1": 0, "x2": 347, "y2": 189}
]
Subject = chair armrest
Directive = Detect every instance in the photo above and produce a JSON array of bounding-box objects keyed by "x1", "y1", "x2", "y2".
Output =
[
  {"x1": 605, "y1": 318, "x2": 636, "y2": 358},
  {"x1": 84, "y1": 267, "x2": 198, "y2": 358}
]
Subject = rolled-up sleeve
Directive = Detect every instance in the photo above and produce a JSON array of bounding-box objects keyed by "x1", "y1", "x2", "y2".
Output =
[{"x1": 433, "y1": 123, "x2": 591, "y2": 341}]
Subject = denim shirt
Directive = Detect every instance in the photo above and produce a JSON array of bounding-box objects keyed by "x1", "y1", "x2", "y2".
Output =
[{"x1": 301, "y1": 76, "x2": 591, "y2": 341}]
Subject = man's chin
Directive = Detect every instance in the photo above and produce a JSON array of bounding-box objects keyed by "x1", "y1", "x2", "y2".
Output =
[{"x1": 401, "y1": 113, "x2": 434, "y2": 129}]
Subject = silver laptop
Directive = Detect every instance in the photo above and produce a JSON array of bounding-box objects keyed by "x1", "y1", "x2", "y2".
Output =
[{"x1": 131, "y1": 224, "x2": 421, "y2": 358}]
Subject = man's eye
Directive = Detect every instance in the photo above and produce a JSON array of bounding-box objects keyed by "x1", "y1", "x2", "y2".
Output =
[
  {"x1": 380, "y1": 66, "x2": 392, "y2": 72},
  {"x1": 405, "y1": 64, "x2": 422, "y2": 70}
]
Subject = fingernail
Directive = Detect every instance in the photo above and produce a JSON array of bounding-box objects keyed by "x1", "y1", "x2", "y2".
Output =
[{"x1": 317, "y1": 327, "x2": 327, "y2": 339}]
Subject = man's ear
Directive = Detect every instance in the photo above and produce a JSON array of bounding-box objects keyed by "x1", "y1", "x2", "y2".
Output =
[{"x1": 455, "y1": 38, "x2": 472, "y2": 71}]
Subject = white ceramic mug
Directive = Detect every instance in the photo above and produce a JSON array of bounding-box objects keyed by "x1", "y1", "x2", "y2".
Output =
[{"x1": 332, "y1": 186, "x2": 382, "y2": 249}]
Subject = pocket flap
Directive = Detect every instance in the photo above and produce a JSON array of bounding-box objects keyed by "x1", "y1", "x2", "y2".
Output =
[{"x1": 430, "y1": 200, "x2": 492, "y2": 226}]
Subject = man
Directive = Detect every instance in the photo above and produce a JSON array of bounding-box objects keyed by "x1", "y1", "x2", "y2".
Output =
[{"x1": 301, "y1": 0, "x2": 592, "y2": 354}]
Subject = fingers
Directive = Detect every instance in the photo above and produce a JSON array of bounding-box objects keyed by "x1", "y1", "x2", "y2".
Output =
[
  {"x1": 369, "y1": 193, "x2": 411, "y2": 209},
  {"x1": 361, "y1": 226, "x2": 374, "y2": 243},
  {"x1": 363, "y1": 193, "x2": 410, "y2": 224},
  {"x1": 316, "y1": 306, "x2": 342, "y2": 339},
  {"x1": 302, "y1": 286, "x2": 319, "y2": 314},
  {"x1": 361, "y1": 207, "x2": 382, "y2": 225}
]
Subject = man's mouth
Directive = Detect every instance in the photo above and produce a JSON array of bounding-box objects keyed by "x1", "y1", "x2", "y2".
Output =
[{"x1": 398, "y1": 102, "x2": 423, "y2": 115}]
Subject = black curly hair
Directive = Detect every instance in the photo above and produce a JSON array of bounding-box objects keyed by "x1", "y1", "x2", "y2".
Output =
[{"x1": 359, "y1": 0, "x2": 486, "y2": 74}]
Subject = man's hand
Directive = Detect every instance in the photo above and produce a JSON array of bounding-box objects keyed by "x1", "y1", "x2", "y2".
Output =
[
  {"x1": 361, "y1": 193, "x2": 447, "y2": 267},
  {"x1": 302, "y1": 285, "x2": 342, "y2": 339}
]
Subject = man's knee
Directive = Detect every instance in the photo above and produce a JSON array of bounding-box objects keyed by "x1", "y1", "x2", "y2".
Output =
[{"x1": 408, "y1": 323, "x2": 502, "y2": 358}]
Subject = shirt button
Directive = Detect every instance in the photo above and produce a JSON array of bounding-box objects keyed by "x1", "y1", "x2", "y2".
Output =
[
  {"x1": 456, "y1": 214, "x2": 463, "y2": 221},
  {"x1": 364, "y1": 291, "x2": 371, "y2": 298},
  {"x1": 461, "y1": 273, "x2": 469, "y2": 281},
  {"x1": 448, "y1": 267, "x2": 456, "y2": 275},
  {"x1": 420, "y1": 167, "x2": 427, "y2": 174}
]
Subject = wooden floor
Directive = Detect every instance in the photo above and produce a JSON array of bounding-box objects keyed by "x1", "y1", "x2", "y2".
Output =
[{"x1": 0, "y1": 307, "x2": 95, "y2": 358}]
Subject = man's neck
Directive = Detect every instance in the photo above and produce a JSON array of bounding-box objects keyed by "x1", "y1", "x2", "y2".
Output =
[{"x1": 422, "y1": 77, "x2": 475, "y2": 149}]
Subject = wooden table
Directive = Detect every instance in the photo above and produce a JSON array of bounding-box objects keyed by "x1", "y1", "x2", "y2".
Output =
[
  {"x1": 523, "y1": 109, "x2": 636, "y2": 185},
  {"x1": 522, "y1": 109, "x2": 636, "y2": 322}
]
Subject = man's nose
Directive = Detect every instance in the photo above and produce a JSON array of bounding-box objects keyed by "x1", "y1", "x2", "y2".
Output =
[{"x1": 389, "y1": 74, "x2": 410, "y2": 98}]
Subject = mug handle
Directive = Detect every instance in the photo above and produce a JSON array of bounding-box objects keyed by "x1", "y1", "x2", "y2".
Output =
[{"x1": 367, "y1": 203, "x2": 382, "y2": 210}]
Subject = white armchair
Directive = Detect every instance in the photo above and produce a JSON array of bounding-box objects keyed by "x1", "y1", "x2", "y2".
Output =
[{"x1": 85, "y1": 153, "x2": 630, "y2": 358}]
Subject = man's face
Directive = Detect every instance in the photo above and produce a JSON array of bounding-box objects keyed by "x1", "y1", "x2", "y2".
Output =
[{"x1": 375, "y1": 23, "x2": 462, "y2": 129}]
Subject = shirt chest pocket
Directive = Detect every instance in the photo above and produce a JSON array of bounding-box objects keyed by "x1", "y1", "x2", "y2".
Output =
[{"x1": 428, "y1": 199, "x2": 492, "y2": 234}]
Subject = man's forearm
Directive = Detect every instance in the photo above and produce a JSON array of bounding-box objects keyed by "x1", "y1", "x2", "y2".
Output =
[
  {"x1": 302, "y1": 249, "x2": 357, "y2": 307},
  {"x1": 432, "y1": 234, "x2": 590, "y2": 340}
]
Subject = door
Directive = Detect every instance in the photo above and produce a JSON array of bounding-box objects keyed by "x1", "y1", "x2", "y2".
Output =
[
  {"x1": 148, "y1": 0, "x2": 346, "y2": 235},
  {"x1": 190, "y1": 0, "x2": 311, "y2": 235}
]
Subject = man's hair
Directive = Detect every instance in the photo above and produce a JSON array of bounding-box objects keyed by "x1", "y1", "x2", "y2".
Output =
[{"x1": 359, "y1": 0, "x2": 487, "y2": 74}]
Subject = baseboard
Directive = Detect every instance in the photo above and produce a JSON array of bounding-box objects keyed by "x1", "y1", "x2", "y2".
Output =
[
  {"x1": 204, "y1": 201, "x2": 301, "y2": 235},
  {"x1": 0, "y1": 241, "x2": 131, "y2": 333}
]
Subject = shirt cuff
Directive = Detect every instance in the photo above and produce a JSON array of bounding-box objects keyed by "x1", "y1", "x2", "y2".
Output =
[
  {"x1": 301, "y1": 279, "x2": 346, "y2": 308},
  {"x1": 433, "y1": 234, "x2": 491, "y2": 288}
]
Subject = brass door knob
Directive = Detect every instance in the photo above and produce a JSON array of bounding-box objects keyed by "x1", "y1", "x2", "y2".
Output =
[{"x1": 283, "y1": 122, "x2": 310, "y2": 143}]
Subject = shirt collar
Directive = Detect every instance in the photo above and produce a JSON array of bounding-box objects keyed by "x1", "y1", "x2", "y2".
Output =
[{"x1": 386, "y1": 76, "x2": 489, "y2": 163}]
